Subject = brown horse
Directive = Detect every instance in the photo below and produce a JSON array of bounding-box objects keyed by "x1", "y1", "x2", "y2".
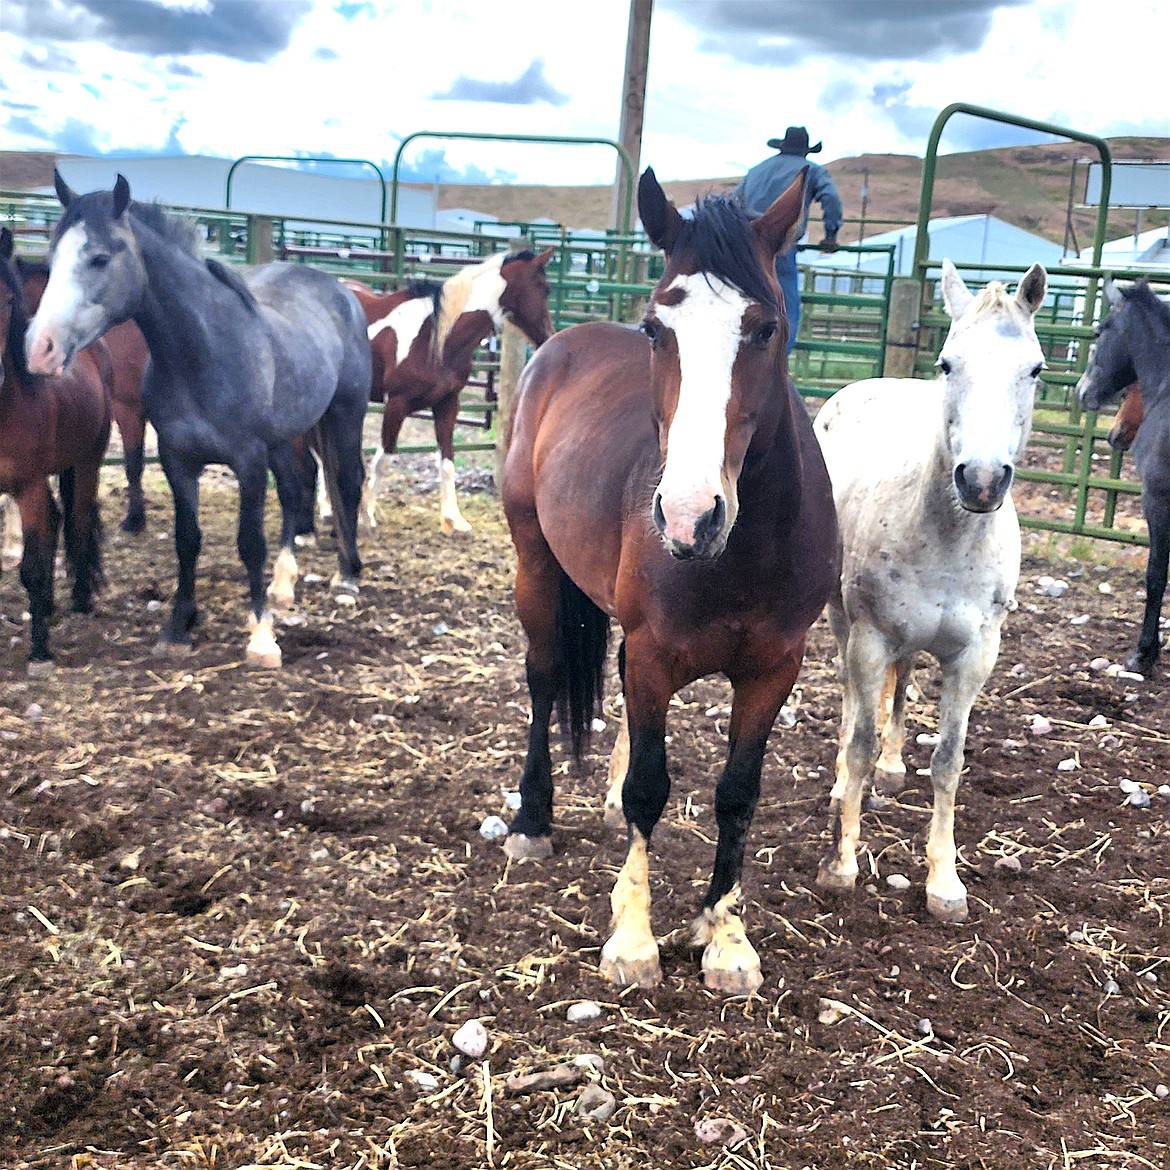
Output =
[
  {"x1": 1107, "y1": 382, "x2": 1143, "y2": 451},
  {"x1": 344, "y1": 247, "x2": 554, "y2": 533},
  {"x1": 17, "y1": 256, "x2": 150, "y2": 533},
  {"x1": 0, "y1": 227, "x2": 111, "y2": 673},
  {"x1": 500, "y1": 168, "x2": 838, "y2": 993}
]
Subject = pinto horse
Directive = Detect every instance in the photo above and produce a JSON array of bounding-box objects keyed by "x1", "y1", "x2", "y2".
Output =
[
  {"x1": 0, "y1": 227, "x2": 111, "y2": 674},
  {"x1": 26, "y1": 172, "x2": 370, "y2": 668},
  {"x1": 814, "y1": 259, "x2": 1048, "y2": 922},
  {"x1": 345, "y1": 247, "x2": 553, "y2": 533},
  {"x1": 17, "y1": 257, "x2": 150, "y2": 534},
  {"x1": 1079, "y1": 279, "x2": 1170, "y2": 673},
  {"x1": 501, "y1": 168, "x2": 838, "y2": 993}
]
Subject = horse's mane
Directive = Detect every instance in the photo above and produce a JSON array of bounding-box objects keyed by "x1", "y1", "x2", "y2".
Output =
[
  {"x1": 964, "y1": 281, "x2": 1033, "y2": 336},
  {"x1": 689, "y1": 195, "x2": 780, "y2": 314},
  {"x1": 127, "y1": 200, "x2": 259, "y2": 313},
  {"x1": 434, "y1": 251, "x2": 509, "y2": 358},
  {"x1": 1, "y1": 254, "x2": 31, "y2": 383},
  {"x1": 1122, "y1": 279, "x2": 1170, "y2": 331}
]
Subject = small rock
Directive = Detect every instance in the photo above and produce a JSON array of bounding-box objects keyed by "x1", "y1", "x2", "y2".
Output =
[
  {"x1": 505, "y1": 1063, "x2": 584, "y2": 1095},
  {"x1": 1029, "y1": 715, "x2": 1053, "y2": 736},
  {"x1": 1156, "y1": 1084, "x2": 1168, "y2": 1100},
  {"x1": 916, "y1": 1018, "x2": 933, "y2": 1036},
  {"x1": 1127, "y1": 791, "x2": 1151, "y2": 809},
  {"x1": 575, "y1": 1084, "x2": 617, "y2": 1122},
  {"x1": 1068, "y1": 930, "x2": 1084, "y2": 943},
  {"x1": 452, "y1": 1019, "x2": 488, "y2": 1059},
  {"x1": 303, "y1": 573, "x2": 325, "y2": 584},
  {"x1": 406, "y1": 1070, "x2": 439, "y2": 1090},
  {"x1": 146, "y1": 599, "x2": 163, "y2": 613},
  {"x1": 335, "y1": 593, "x2": 356, "y2": 607},
  {"x1": 1141, "y1": 971, "x2": 1158, "y2": 985},
  {"x1": 1089, "y1": 657, "x2": 1111, "y2": 672},
  {"x1": 1001, "y1": 738, "x2": 1023, "y2": 750},
  {"x1": 431, "y1": 621, "x2": 448, "y2": 636},
  {"x1": 1158, "y1": 785, "x2": 1170, "y2": 797},
  {"x1": 479, "y1": 815, "x2": 509, "y2": 841},
  {"x1": 1098, "y1": 582, "x2": 1113, "y2": 594},
  {"x1": 1068, "y1": 614, "x2": 1090, "y2": 626},
  {"x1": 503, "y1": 790, "x2": 522, "y2": 811},
  {"x1": 1117, "y1": 670, "x2": 1145, "y2": 682},
  {"x1": 590, "y1": 717, "x2": 607, "y2": 732},
  {"x1": 574, "y1": 1054, "x2": 606, "y2": 1075},
  {"x1": 1098, "y1": 734, "x2": 1121, "y2": 750},
  {"x1": 1102, "y1": 978, "x2": 1120, "y2": 996},
  {"x1": 1088, "y1": 714, "x2": 1109, "y2": 728},
  {"x1": 1009, "y1": 662, "x2": 1028, "y2": 677},
  {"x1": 886, "y1": 873, "x2": 911, "y2": 891},
  {"x1": 818, "y1": 998, "x2": 848, "y2": 1025},
  {"x1": 695, "y1": 1117, "x2": 748, "y2": 1147},
  {"x1": 567, "y1": 1001, "x2": 601, "y2": 1024},
  {"x1": 23, "y1": 703, "x2": 43, "y2": 722},
  {"x1": 1119, "y1": 779, "x2": 1140, "y2": 794},
  {"x1": 1057, "y1": 758, "x2": 1078, "y2": 772},
  {"x1": 915, "y1": 733, "x2": 941, "y2": 746},
  {"x1": 994, "y1": 854, "x2": 1023, "y2": 873}
]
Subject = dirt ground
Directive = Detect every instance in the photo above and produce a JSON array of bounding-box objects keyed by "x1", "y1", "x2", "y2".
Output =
[{"x1": 1, "y1": 453, "x2": 1167, "y2": 1170}]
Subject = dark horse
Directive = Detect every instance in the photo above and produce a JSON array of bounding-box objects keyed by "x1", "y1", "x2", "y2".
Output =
[
  {"x1": 1079, "y1": 279, "x2": 1170, "y2": 674},
  {"x1": 501, "y1": 168, "x2": 838, "y2": 993},
  {"x1": 344, "y1": 247, "x2": 554, "y2": 534},
  {"x1": 17, "y1": 255, "x2": 150, "y2": 534},
  {"x1": 26, "y1": 172, "x2": 371, "y2": 668},
  {"x1": 0, "y1": 227, "x2": 110, "y2": 674}
]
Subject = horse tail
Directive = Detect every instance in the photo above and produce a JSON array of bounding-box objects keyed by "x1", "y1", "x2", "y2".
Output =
[
  {"x1": 59, "y1": 467, "x2": 105, "y2": 593},
  {"x1": 555, "y1": 570, "x2": 610, "y2": 759},
  {"x1": 306, "y1": 422, "x2": 343, "y2": 528}
]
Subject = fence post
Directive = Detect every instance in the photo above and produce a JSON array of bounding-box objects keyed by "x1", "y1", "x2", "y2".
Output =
[
  {"x1": 882, "y1": 277, "x2": 922, "y2": 378},
  {"x1": 494, "y1": 321, "x2": 526, "y2": 493},
  {"x1": 246, "y1": 215, "x2": 275, "y2": 265}
]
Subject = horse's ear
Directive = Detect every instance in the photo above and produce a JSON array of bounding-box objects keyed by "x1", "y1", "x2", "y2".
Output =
[
  {"x1": 113, "y1": 174, "x2": 131, "y2": 218},
  {"x1": 638, "y1": 167, "x2": 684, "y2": 254},
  {"x1": 0, "y1": 226, "x2": 12, "y2": 261},
  {"x1": 1015, "y1": 263, "x2": 1047, "y2": 316},
  {"x1": 753, "y1": 167, "x2": 808, "y2": 258},
  {"x1": 54, "y1": 168, "x2": 76, "y2": 208},
  {"x1": 535, "y1": 246, "x2": 555, "y2": 269},
  {"x1": 1104, "y1": 278, "x2": 1125, "y2": 309},
  {"x1": 940, "y1": 259, "x2": 974, "y2": 319}
]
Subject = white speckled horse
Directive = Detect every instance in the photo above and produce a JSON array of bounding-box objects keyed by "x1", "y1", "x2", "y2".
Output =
[{"x1": 813, "y1": 258, "x2": 1047, "y2": 922}]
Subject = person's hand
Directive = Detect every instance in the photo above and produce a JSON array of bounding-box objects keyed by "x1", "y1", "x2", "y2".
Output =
[{"x1": 818, "y1": 235, "x2": 839, "y2": 253}]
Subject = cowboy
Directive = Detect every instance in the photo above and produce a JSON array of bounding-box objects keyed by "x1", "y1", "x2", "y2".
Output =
[{"x1": 734, "y1": 126, "x2": 843, "y2": 354}]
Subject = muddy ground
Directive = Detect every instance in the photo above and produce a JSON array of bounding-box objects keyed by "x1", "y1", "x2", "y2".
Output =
[{"x1": 0, "y1": 454, "x2": 1167, "y2": 1170}]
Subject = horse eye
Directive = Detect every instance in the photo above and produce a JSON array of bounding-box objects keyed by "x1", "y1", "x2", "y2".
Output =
[
  {"x1": 640, "y1": 319, "x2": 661, "y2": 346},
  {"x1": 938, "y1": 357, "x2": 953, "y2": 375},
  {"x1": 90, "y1": 254, "x2": 110, "y2": 270},
  {"x1": 1030, "y1": 363, "x2": 1044, "y2": 379},
  {"x1": 752, "y1": 323, "x2": 778, "y2": 346}
]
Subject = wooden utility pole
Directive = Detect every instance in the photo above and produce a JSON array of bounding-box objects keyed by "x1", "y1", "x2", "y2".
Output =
[{"x1": 609, "y1": 0, "x2": 653, "y2": 233}]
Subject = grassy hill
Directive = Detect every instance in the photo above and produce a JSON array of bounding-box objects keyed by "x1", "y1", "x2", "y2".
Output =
[{"x1": 4, "y1": 137, "x2": 1166, "y2": 247}]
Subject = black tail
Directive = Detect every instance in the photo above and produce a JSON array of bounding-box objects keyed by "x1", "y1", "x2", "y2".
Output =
[
  {"x1": 554, "y1": 570, "x2": 610, "y2": 759},
  {"x1": 59, "y1": 467, "x2": 105, "y2": 597}
]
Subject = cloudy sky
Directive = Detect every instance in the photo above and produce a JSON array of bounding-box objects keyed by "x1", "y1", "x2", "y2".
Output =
[{"x1": 1, "y1": 0, "x2": 1166, "y2": 187}]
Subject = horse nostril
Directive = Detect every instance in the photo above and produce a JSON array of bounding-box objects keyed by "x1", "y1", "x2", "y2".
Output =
[
  {"x1": 998, "y1": 465, "x2": 1013, "y2": 493},
  {"x1": 954, "y1": 462, "x2": 967, "y2": 490},
  {"x1": 652, "y1": 492, "x2": 666, "y2": 534},
  {"x1": 695, "y1": 496, "x2": 726, "y2": 545}
]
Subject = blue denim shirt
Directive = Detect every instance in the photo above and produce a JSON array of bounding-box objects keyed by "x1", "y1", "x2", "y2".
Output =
[{"x1": 734, "y1": 152, "x2": 843, "y2": 248}]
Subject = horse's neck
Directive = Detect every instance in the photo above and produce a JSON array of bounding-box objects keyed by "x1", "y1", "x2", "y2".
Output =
[
  {"x1": 1132, "y1": 318, "x2": 1170, "y2": 402},
  {"x1": 437, "y1": 309, "x2": 494, "y2": 372},
  {"x1": 132, "y1": 223, "x2": 241, "y2": 374}
]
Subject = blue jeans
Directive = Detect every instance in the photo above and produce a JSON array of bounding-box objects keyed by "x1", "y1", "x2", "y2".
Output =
[{"x1": 776, "y1": 253, "x2": 800, "y2": 355}]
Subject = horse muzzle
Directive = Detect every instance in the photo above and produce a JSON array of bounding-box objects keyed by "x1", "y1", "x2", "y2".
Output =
[
  {"x1": 953, "y1": 462, "x2": 1013, "y2": 513},
  {"x1": 25, "y1": 323, "x2": 73, "y2": 378},
  {"x1": 653, "y1": 491, "x2": 729, "y2": 559}
]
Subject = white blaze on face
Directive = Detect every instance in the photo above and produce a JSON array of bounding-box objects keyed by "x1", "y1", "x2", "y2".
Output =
[
  {"x1": 26, "y1": 224, "x2": 106, "y2": 374},
  {"x1": 653, "y1": 273, "x2": 749, "y2": 546},
  {"x1": 369, "y1": 296, "x2": 434, "y2": 366}
]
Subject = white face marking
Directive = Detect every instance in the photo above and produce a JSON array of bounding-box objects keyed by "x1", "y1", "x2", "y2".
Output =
[
  {"x1": 368, "y1": 296, "x2": 434, "y2": 366},
  {"x1": 652, "y1": 273, "x2": 750, "y2": 542},
  {"x1": 27, "y1": 223, "x2": 108, "y2": 363}
]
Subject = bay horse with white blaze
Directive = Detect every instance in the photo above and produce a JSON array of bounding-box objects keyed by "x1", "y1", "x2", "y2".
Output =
[
  {"x1": 814, "y1": 258, "x2": 1048, "y2": 922},
  {"x1": 501, "y1": 167, "x2": 838, "y2": 993},
  {"x1": 26, "y1": 172, "x2": 371, "y2": 668},
  {"x1": 1078, "y1": 279, "x2": 1170, "y2": 674},
  {"x1": 0, "y1": 227, "x2": 111, "y2": 674},
  {"x1": 343, "y1": 247, "x2": 553, "y2": 534}
]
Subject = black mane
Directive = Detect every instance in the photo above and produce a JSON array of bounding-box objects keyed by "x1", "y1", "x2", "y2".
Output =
[
  {"x1": 1, "y1": 250, "x2": 31, "y2": 382},
  {"x1": 1124, "y1": 280, "x2": 1170, "y2": 332},
  {"x1": 681, "y1": 194, "x2": 779, "y2": 314}
]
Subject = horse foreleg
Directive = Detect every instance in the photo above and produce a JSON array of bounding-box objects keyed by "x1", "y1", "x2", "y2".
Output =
[
  {"x1": 433, "y1": 392, "x2": 471, "y2": 534},
  {"x1": 1, "y1": 494, "x2": 23, "y2": 571},
  {"x1": 362, "y1": 398, "x2": 408, "y2": 532},
  {"x1": 16, "y1": 481, "x2": 61, "y2": 675},
  {"x1": 603, "y1": 640, "x2": 629, "y2": 830},
  {"x1": 599, "y1": 649, "x2": 671, "y2": 988},
  {"x1": 233, "y1": 457, "x2": 280, "y2": 669},
  {"x1": 317, "y1": 400, "x2": 366, "y2": 591},
  {"x1": 155, "y1": 448, "x2": 202, "y2": 656},
  {"x1": 926, "y1": 634, "x2": 1000, "y2": 922},
  {"x1": 875, "y1": 656, "x2": 916, "y2": 793},
  {"x1": 1131, "y1": 489, "x2": 1170, "y2": 675},
  {"x1": 114, "y1": 396, "x2": 148, "y2": 535},
  {"x1": 818, "y1": 622, "x2": 888, "y2": 891},
  {"x1": 62, "y1": 460, "x2": 104, "y2": 614},
  {"x1": 266, "y1": 442, "x2": 303, "y2": 613}
]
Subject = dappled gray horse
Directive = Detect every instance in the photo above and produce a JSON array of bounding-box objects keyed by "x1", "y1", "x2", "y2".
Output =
[
  {"x1": 814, "y1": 258, "x2": 1047, "y2": 922},
  {"x1": 26, "y1": 172, "x2": 371, "y2": 668}
]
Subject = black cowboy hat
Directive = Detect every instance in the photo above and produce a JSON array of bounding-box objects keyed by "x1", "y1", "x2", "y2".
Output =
[{"x1": 767, "y1": 126, "x2": 822, "y2": 154}]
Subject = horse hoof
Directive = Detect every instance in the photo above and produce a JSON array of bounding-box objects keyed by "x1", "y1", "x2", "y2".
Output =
[
  {"x1": 1, "y1": 552, "x2": 20, "y2": 572},
  {"x1": 267, "y1": 589, "x2": 297, "y2": 613},
  {"x1": 26, "y1": 659, "x2": 56, "y2": 678},
  {"x1": 120, "y1": 515, "x2": 146, "y2": 535},
  {"x1": 816, "y1": 861, "x2": 857, "y2": 890},
  {"x1": 603, "y1": 802, "x2": 625, "y2": 831},
  {"x1": 503, "y1": 833, "x2": 552, "y2": 860},
  {"x1": 441, "y1": 518, "x2": 473, "y2": 536},
  {"x1": 1124, "y1": 652, "x2": 1155, "y2": 677},
  {"x1": 246, "y1": 646, "x2": 283, "y2": 669},
  {"x1": 330, "y1": 573, "x2": 360, "y2": 594},
  {"x1": 874, "y1": 766, "x2": 907, "y2": 794},
  {"x1": 599, "y1": 953, "x2": 662, "y2": 988},
  {"x1": 926, "y1": 893, "x2": 969, "y2": 923},
  {"x1": 152, "y1": 640, "x2": 193, "y2": 659},
  {"x1": 702, "y1": 963, "x2": 763, "y2": 995}
]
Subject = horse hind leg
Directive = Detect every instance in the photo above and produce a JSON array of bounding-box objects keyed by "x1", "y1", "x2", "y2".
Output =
[
  {"x1": 603, "y1": 641, "x2": 629, "y2": 830},
  {"x1": 313, "y1": 408, "x2": 365, "y2": 592},
  {"x1": 59, "y1": 463, "x2": 105, "y2": 614},
  {"x1": 154, "y1": 449, "x2": 203, "y2": 657},
  {"x1": 1129, "y1": 490, "x2": 1170, "y2": 675},
  {"x1": 434, "y1": 392, "x2": 471, "y2": 534},
  {"x1": 16, "y1": 482, "x2": 62, "y2": 676},
  {"x1": 234, "y1": 456, "x2": 282, "y2": 669},
  {"x1": 874, "y1": 656, "x2": 916, "y2": 794},
  {"x1": 266, "y1": 442, "x2": 304, "y2": 613},
  {"x1": 1, "y1": 494, "x2": 23, "y2": 571}
]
